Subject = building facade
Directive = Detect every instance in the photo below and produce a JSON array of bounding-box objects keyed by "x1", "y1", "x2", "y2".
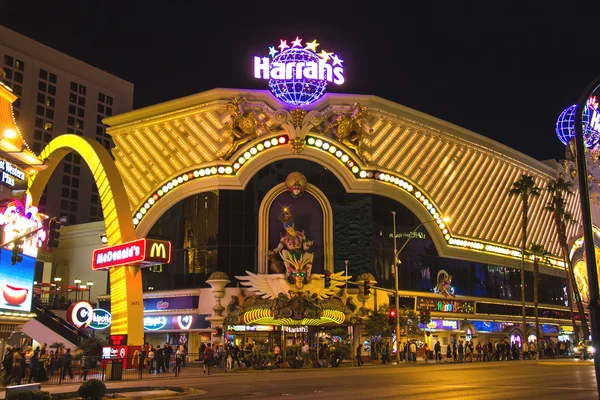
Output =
[{"x1": 0, "y1": 25, "x2": 134, "y2": 224}]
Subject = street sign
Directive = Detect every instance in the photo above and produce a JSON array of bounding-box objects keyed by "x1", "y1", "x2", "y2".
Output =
[{"x1": 91, "y1": 238, "x2": 171, "y2": 270}]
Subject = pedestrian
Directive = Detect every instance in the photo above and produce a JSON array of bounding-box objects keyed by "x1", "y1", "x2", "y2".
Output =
[
  {"x1": 203, "y1": 343, "x2": 214, "y2": 375},
  {"x1": 2, "y1": 347, "x2": 13, "y2": 385},
  {"x1": 476, "y1": 341, "x2": 482, "y2": 362},
  {"x1": 163, "y1": 344, "x2": 172, "y2": 371},
  {"x1": 356, "y1": 344, "x2": 363, "y2": 366},
  {"x1": 458, "y1": 341, "x2": 464, "y2": 362},
  {"x1": 12, "y1": 347, "x2": 24, "y2": 385},
  {"x1": 37, "y1": 350, "x2": 49, "y2": 382},
  {"x1": 381, "y1": 343, "x2": 388, "y2": 364},
  {"x1": 452, "y1": 342, "x2": 458, "y2": 362},
  {"x1": 232, "y1": 344, "x2": 242, "y2": 369},
  {"x1": 423, "y1": 343, "x2": 429, "y2": 363},
  {"x1": 529, "y1": 342, "x2": 537, "y2": 360},
  {"x1": 446, "y1": 343, "x2": 452, "y2": 362},
  {"x1": 523, "y1": 341, "x2": 529, "y2": 360},
  {"x1": 29, "y1": 350, "x2": 39, "y2": 383},
  {"x1": 60, "y1": 348, "x2": 73, "y2": 380},
  {"x1": 154, "y1": 346, "x2": 164, "y2": 373},
  {"x1": 409, "y1": 341, "x2": 417, "y2": 363},
  {"x1": 147, "y1": 347, "x2": 155, "y2": 373},
  {"x1": 274, "y1": 344, "x2": 282, "y2": 368},
  {"x1": 434, "y1": 341, "x2": 442, "y2": 362}
]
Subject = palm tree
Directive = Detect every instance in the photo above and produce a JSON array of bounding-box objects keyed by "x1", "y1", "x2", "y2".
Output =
[
  {"x1": 546, "y1": 177, "x2": 589, "y2": 340},
  {"x1": 529, "y1": 243, "x2": 551, "y2": 340},
  {"x1": 510, "y1": 174, "x2": 541, "y2": 340}
]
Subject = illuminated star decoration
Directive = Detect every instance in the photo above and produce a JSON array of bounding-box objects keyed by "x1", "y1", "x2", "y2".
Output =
[
  {"x1": 304, "y1": 39, "x2": 319, "y2": 52},
  {"x1": 588, "y1": 96, "x2": 599, "y2": 110},
  {"x1": 291, "y1": 36, "x2": 303, "y2": 47},
  {"x1": 278, "y1": 39, "x2": 290, "y2": 52},
  {"x1": 318, "y1": 50, "x2": 333, "y2": 62},
  {"x1": 330, "y1": 54, "x2": 344, "y2": 67},
  {"x1": 268, "y1": 46, "x2": 278, "y2": 58}
]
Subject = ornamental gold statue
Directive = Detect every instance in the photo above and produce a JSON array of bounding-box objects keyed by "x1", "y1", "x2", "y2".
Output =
[
  {"x1": 324, "y1": 102, "x2": 372, "y2": 164},
  {"x1": 219, "y1": 97, "x2": 270, "y2": 160}
]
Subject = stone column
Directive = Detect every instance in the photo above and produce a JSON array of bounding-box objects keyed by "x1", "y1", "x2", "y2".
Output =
[{"x1": 206, "y1": 271, "x2": 230, "y2": 343}]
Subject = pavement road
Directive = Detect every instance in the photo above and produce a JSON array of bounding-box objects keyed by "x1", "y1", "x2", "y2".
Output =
[{"x1": 187, "y1": 359, "x2": 598, "y2": 400}]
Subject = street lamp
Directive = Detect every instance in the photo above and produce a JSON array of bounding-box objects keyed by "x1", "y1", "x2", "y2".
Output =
[
  {"x1": 53, "y1": 277, "x2": 61, "y2": 304},
  {"x1": 87, "y1": 281, "x2": 93, "y2": 302},
  {"x1": 391, "y1": 212, "x2": 450, "y2": 364},
  {"x1": 74, "y1": 279, "x2": 81, "y2": 302}
]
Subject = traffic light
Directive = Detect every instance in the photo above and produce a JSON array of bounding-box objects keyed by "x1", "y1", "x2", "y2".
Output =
[
  {"x1": 11, "y1": 238, "x2": 24, "y2": 265},
  {"x1": 389, "y1": 309, "x2": 397, "y2": 326},
  {"x1": 324, "y1": 270, "x2": 332, "y2": 288},
  {"x1": 47, "y1": 219, "x2": 61, "y2": 249},
  {"x1": 363, "y1": 280, "x2": 371, "y2": 296},
  {"x1": 419, "y1": 310, "x2": 431, "y2": 325}
]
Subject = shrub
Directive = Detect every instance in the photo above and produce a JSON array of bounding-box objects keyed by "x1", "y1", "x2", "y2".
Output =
[
  {"x1": 12, "y1": 391, "x2": 52, "y2": 400},
  {"x1": 78, "y1": 379, "x2": 106, "y2": 400}
]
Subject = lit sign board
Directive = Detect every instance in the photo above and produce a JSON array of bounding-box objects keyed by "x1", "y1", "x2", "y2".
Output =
[
  {"x1": 0, "y1": 197, "x2": 46, "y2": 258},
  {"x1": 92, "y1": 238, "x2": 171, "y2": 270},
  {"x1": 228, "y1": 325, "x2": 275, "y2": 332},
  {"x1": 254, "y1": 37, "x2": 344, "y2": 106},
  {"x1": 143, "y1": 314, "x2": 210, "y2": 331},
  {"x1": 284, "y1": 326, "x2": 308, "y2": 333},
  {"x1": 91, "y1": 309, "x2": 112, "y2": 330},
  {"x1": 67, "y1": 301, "x2": 112, "y2": 330},
  {"x1": 421, "y1": 319, "x2": 459, "y2": 330},
  {"x1": 143, "y1": 316, "x2": 167, "y2": 331},
  {"x1": 0, "y1": 249, "x2": 35, "y2": 313},
  {"x1": 0, "y1": 160, "x2": 24, "y2": 187},
  {"x1": 417, "y1": 297, "x2": 475, "y2": 314}
]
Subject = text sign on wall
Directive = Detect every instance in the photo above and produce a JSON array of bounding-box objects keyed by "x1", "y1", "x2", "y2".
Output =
[
  {"x1": 0, "y1": 159, "x2": 24, "y2": 188},
  {"x1": 421, "y1": 319, "x2": 459, "y2": 330},
  {"x1": 92, "y1": 238, "x2": 171, "y2": 270},
  {"x1": 417, "y1": 297, "x2": 475, "y2": 314}
]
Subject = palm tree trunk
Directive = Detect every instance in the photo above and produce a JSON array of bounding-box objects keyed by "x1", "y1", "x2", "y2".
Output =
[
  {"x1": 563, "y1": 254, "x2": 580, "y2": 343},
  {"x1": 566, "y1": 253, "x2": 590, "y2": 339},
  {"x1": 533, "y1": 259, "x2": 540, "y2": 340},
  {"x1": 520, "y1": 195, "x2": 528, "y2": 342}
]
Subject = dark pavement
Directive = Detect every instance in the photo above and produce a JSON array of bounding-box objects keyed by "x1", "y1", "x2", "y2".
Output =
[{"x1": 188, "y1": 358, "x2": 598, "y2": 400}]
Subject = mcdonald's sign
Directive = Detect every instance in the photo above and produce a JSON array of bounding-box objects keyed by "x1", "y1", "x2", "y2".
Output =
[{"x1": 92, "y1": 238, "x2": 171, "y2": 270}]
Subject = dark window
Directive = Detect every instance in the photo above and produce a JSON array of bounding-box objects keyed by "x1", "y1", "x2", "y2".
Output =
[
  {"x1": 96, "y1": 126, "x2": 104, "y2": 135},
  {"x1": 4, "y1": 55, "x2": 13, "y2": 66},
  {"x1": 60, "y1": 200, "x2": 68, "y2": 210},
  {"x1": 91, "y1": 194, "x2": 99, "y2": 204},
  {"x1": 96, "y1": 137, "x2": 103, "y2": 144},
  {"x1": 13, "y1": 98, "x2": 20, "y2": 108},
  {"x1": 36, "y1": 105, "x2": 44, "y2": 116},
  {"x1": 75, "y1": 119, "x2": 83, "y2": 129},
  {"x1": 97, "y1": 115, "x2": 103, "y2": 124},
  {"x1": 69, "y1": 202, "x2": 77, "y2": 212},
  {"x1": 12, "y1": 84, "x2": 21, "y2": 96},
  {"x1": 46, "y1": 97, "x2": 55, "y2": 108},
  {"x1": 48, "y1": 85, "x2": 56, "y2": 96},
  {"x1": 98, "y1": 93, "x2": 105, "y2": 102},
  {"x1": 38, "y1": 81, "x2": 46, "y2": 92},
  {"x1": 62, "y1": 176, "x2": 70, "y2": 185},
  {"x1": 97, "y1": 104, "x2": 104, "y2": 113},
  {"x1": 73, "y1": 154, "x2": 81, "y2": 164},
  {"x1": 3, "y1": 68, "x2": 12, "y2": 80},
  {"x1": 106, "y1": 107, "x2": 112, "y2": 116},
  {"x1": 32, "y1": 142, "x2": 42, "y2": 153},
  {"x1": 69, "y1": 93, "x2": 77, "y2": 103},
  {"x1": 39, "y1": 70, "x2": 48, "y2": 80},
  {"x1": 75, "y1": 130, "x2": 83, "y2": 136},
  {"x1": 34, "y1": 130, "x2": 42, "y2": 140},
  {"x1": 79, "y1": 85, "x2": 86, "y2": 95},
  {"x1": 65, "y1": 153, "x2": 72, "y2": 161},
  {"x1": 45, "y1": 109, "x2": 54, "y2": 119},
  {"x1": 61, "y1": 188, "x2": 69, "y2": 197},
  {"x1": 77, "y1": 108, "x2": 84, "y2": 118},
  {"x1": 69, "y1": 105, "x2": 76, "y2": 115},
  {"x1": 78, "y1": 97, "x2": 86, "y2": 107},
  {"x1": 13, "y1": 72, "x2": 23, "y2": 83},
  {"x1": 43, "y1": 133, "x2": 52, "y2": 143},
  {"x1": 107, "y1": 96, "x2": 113, "y2": 105},
  {"x1": 73, "y1": 166, "x2": 80, "y2": 176},
  {"x1": 37, "y1": 93, "x2": 45, "y2": 104},
  {"x1": 90, "y1": 206, "x2": 97, "y2": 216},
  {"x1": 68, "y1": 116, "x2": 75, "y2": 126},
  {"x1": 70, "y1": 190, "x2": 78, "y2": 200},
  {"x1": 49, "y1": 73, "x2": 57, "y2": 83},
  {"x1": 44, "y1": 121, "x2": 53, "y2": 131},
  {"x1": 15, "y1": 59, "x2": 24, "y2": 71},
  {"x1": 104, "y1": 140, "x2": 111, "y2": 149},
  {"x1": 63, "y1": 163, "x2": 71, "y2": 174},
  {"x1": 70, "y1": 82, "x2": 77, "y2": 91},
  {"x1": 68, "y1": 214, "x2": 77, "y2": 224},
  {"x1": 35, "y1": 118, "x2": 44, "y2": 128},
  {"x1": 72, "y1": 178, "x2": 79, "y2": 188}
]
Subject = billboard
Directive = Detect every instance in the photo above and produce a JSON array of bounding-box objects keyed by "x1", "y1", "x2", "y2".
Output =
[
  {"x1": 0, "y1": 249, "x2": 35, "y2": 313},
  {"x1": 92, "y1": 238, "x2": 171, "y2": 270}
]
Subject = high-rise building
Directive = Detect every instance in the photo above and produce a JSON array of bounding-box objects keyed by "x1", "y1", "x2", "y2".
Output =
[{"x1": 0, "y1": 26, "x2": 134, "y2": 224}]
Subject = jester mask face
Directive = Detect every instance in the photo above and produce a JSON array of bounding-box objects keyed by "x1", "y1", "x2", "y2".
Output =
[{"x1": 285, "y1": 172, "x2": 307, "y2": 198}]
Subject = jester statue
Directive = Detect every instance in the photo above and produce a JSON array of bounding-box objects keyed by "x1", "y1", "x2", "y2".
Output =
[{"x1": 268, "y1": 205, "x2": 314, "y2": 288}]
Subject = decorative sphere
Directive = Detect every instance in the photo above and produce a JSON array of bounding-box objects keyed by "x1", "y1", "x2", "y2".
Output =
[
  {"x1": 269, "y1": 48, "x2": 327, "y2": 106},
  {"x1": 556, "y1": 104, "x2": 598, "y2": 148}
]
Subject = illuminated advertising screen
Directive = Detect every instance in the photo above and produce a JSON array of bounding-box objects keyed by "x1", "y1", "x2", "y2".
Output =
[{"x1": 0, "y1": 249, "x2": 35, "y2": 312}]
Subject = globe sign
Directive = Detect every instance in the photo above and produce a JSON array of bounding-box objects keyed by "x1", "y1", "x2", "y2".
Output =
[
  {"x1": 254, "y1": 37, "x2": 345, "y2": 106},
  {"x1": 555, "y1": 96, "x2": 600, "y2": 148}
]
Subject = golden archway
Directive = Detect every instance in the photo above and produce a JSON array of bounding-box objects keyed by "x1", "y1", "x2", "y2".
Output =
[{"x1": 28, "y1": 134, "x2": 144, "y2": 345}]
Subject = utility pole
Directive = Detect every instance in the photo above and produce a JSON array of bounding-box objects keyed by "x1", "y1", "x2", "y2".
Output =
[{"x1": 392, "y1": 211, "x2": 401, "y2": 365}]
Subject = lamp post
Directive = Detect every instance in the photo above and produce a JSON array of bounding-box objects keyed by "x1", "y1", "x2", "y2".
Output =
[
  {"x1": 391, "y1": 212, "x2": 450, "y2": 364},
  {"x1": 74, "y1": 279, "x2": 81, "y2": 302},
  {"x1": 53, "y1": 277, "x2": 61, "y2": 305},
  {"x1": 87, "y1": 281, "x2": 94, "y2": 303},
  {"x1": 573, "y1": 73, "x2": 600, "y2": 394}
]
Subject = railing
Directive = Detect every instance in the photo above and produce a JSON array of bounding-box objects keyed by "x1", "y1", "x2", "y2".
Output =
[{"x1": 1, "y1": 353, "x2": 235, "y2": 386}]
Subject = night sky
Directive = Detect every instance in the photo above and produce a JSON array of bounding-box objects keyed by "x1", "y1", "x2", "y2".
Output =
[{"x1": 2, "y1": 1, "x2": 600, "y2": 162}]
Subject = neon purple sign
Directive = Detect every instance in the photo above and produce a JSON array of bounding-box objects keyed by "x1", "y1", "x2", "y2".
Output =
[{"x1": 254, "y1": 37, "x2": 345, "y2": 106}]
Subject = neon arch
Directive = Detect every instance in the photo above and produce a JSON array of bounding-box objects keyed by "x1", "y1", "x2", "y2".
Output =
[{"x1": 27, "y1": 134, "x2": 145, "y2": 345}]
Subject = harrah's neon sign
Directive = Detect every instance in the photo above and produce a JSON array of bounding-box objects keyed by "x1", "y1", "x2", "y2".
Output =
[{"x1": 253, "y1": 37, "x2": 345, "y2": 106}]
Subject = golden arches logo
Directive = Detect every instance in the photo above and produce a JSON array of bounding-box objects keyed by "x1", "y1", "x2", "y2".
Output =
[{"x1": 150, "y1": 243, "x2": 166, "y2": 258}]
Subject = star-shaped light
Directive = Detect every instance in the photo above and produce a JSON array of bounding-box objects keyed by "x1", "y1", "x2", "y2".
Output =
[
  {"x1": 330, "y1": 54, "x2": 344, "y2": 67},
  {"x1": 278, "y1": 39, "x2": 290, "y2": 52},
  {"x1": 291, "y1": 37, "x2": 303, "y2": 47},
  {"x1": 268, "y1": 46, "x2": 278, "y2": 57},
  {"x1": 318, "y1": 50, "x2": 333, "y2": 62},
  {"x1": 305, "y1": 39, "x2": 319, "y2": 52}
]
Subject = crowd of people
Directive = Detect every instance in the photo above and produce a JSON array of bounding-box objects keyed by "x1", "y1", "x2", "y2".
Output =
[
  {"x1": 141, "y1": 342, "x2": 186, "y2": 374},
  {"x1": 1, "y1": 343, "x2": 80, "y2": 386}
]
